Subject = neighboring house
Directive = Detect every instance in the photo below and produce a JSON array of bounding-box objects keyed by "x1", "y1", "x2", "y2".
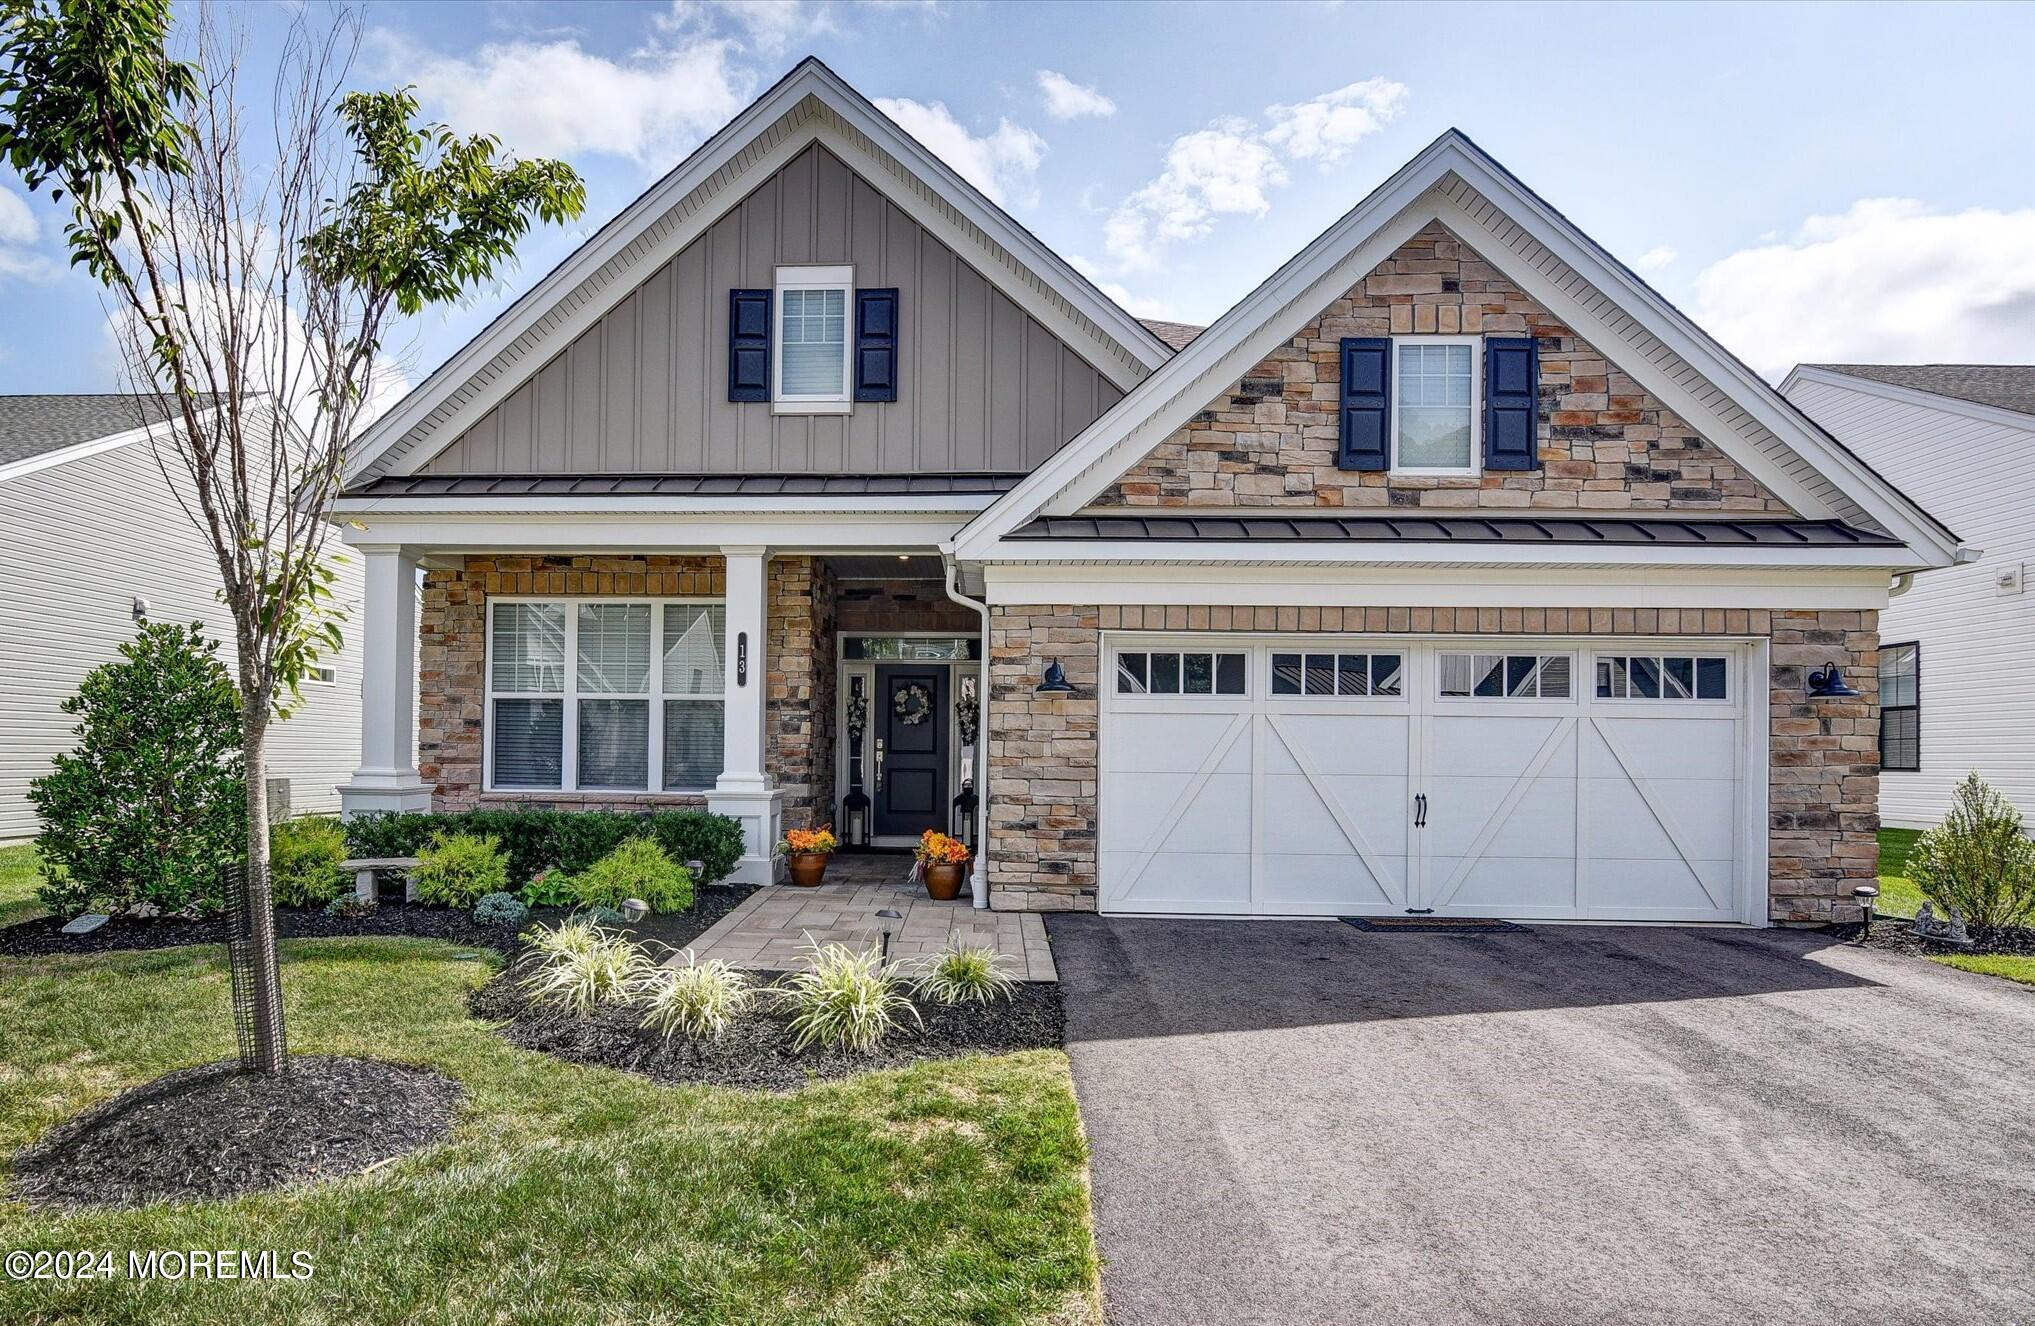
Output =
[
  {"x1": 333, "y1": 58, "x2": 1963, "y2": 925},
  {"x1": 1783, "y1": 365, "x2": 2031, "y2": 829},
  {"x1": 0, "y1": 394, "x2": 366, "y2": 840}
]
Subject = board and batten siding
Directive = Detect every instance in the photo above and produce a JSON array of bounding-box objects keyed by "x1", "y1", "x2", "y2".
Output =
[
  {"x1": 1787, "y1": 376, "x2": 2035, "y2": 828},
  {"x1": 0, "y1": 438, "x2": 365, "y2": 841},
  {"x1": 421, "y1": 143, "x2": 1123, "y2": 477}
]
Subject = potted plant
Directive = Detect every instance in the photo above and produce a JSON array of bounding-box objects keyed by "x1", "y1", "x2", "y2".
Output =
[
  {"x1": 778, "y1": 825, "x2": 840, "y2": 887},
  {"x1": 914, "y1": 830, "x2": 971, "y2": 901}
]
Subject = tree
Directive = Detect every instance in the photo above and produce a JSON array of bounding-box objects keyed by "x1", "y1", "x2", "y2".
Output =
[{"x1": 0, "y1": 1, "x2": 584, "y2": 1072}]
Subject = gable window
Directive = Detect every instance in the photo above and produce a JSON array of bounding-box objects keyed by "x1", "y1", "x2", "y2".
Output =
[
  {"x1": 1879, "y1": 642, "x2": 1920, "y2": 772},
  {"x1": 774, "y1": 265, "x2": 852, "y2": 413},
  {"x1": 488, "y1": 599, "x2": 727, "y2": 793},
  {"x1": 1392, "y1": 336, "x2": 1479, "y2": 474}
]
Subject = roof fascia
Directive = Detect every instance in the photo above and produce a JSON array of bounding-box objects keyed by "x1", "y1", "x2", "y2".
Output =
[
  {"x1": 1782, "y1": 364, "x2": 2035, "y2": 436},
  {"x1": 959, "y1": 536, "x2": 1924, "y2": 572}
]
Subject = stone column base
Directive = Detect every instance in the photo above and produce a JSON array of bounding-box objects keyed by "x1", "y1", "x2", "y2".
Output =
[
  {"x1": 338, "y1": 774, "x2": 434, "y2": 819},
  {"x1": 707, "y1": 785, "x2": 785, "y2": 885}
]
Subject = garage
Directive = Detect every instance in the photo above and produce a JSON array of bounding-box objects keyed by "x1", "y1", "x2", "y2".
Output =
[{"x1": 1098, "y1": 636, "x2": 1763, "y2": 923}]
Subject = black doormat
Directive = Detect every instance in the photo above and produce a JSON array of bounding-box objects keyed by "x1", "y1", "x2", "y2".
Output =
[{"x1": 1341, "y1": 916, "x2": 1529, "y2": 933}]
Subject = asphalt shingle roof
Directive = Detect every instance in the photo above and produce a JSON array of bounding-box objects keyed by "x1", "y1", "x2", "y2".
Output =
[
  {"x1": 0, "y1": 393, "x2": 216, "y2": 469},
  {"x1": 1810, "y1": 364, "x2": 2035, "y2": 419},
  {"x1": 1137, "y1": 318, "x2": 1204, "y2": 352}
]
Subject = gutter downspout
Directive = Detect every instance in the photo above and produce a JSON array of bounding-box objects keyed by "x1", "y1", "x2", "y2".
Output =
[{"x1": 942, "y1": 551, "x2": 991, "y2": 910}]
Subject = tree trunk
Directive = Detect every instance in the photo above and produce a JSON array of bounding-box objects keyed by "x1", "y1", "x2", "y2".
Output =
[{"x1": 240, "y1": 709, "x2": 288, "y2": 1073}]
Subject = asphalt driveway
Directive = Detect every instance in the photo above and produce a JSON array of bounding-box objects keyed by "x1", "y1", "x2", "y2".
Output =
[{"x1": 1046, "y1": 916, "x2": 2035, "y2": 1325}]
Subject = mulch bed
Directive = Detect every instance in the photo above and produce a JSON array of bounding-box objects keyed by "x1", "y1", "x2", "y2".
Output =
[
  {"x1": 7, "y1": 1055, "x2": 463, "y2": 1211},
  {"x1": 471, "y1": 963, "x2": 1065, "y2": 1092},
  {"x1": 1838, "y1": 915, "x2": 2035, "y2": 961},
  {"x1": 0, "y1": 885, "x2": 757, "y2": 960}
]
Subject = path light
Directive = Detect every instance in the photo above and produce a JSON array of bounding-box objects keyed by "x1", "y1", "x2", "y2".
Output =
[
  {"x1": 1035, "y1": 660, "x2": 1075, "y2": 693},
  {"x1": 620, "y1": 898, "x2": 648, "y2": 924},
  {"x1": 1853, "y1": 884, "x2": 1879, "y2": 941},
  {"x1": 1805, "y1": 662, "x2": 1860, "y2": 699},
  {"x1": 876, "y1": 908, "x2": 902, "y2": 962}
]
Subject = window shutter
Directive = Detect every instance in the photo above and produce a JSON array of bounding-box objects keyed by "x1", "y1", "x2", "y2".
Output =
[
  {"x1": 854, "y1": 288, "x2": 899, "y2": 402},
  {"x1": 1338, "y1": 337, "x2": 1391, "y2": 471},
  {"x1": 1483, "y1": 336, "x2": 1540, "y2": 471},
  {"x1": 728, "y1": 289, "x2": 771, "y2": 402}
]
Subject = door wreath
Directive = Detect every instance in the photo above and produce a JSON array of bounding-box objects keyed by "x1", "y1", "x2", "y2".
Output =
[{"x1": 892, "y1": 682, "x2": 933, "y2": 726}]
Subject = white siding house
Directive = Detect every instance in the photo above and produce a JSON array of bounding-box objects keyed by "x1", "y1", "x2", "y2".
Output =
[
  {"x1": 1783, "y1": 365, "x2": 2035, "y2": 828},
  {"x1": 0, "y1": 395, "x2": 365, "y2": 841}
]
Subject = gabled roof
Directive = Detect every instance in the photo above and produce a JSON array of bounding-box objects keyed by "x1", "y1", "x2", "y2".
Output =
[
  {"x1": 1137, "y1": 318, "x2": 1204, "y2": 351},
  {"x1": 344, "y1": 57, "x2": 1173, "y2": 488},
  {"x1": 1801, "y1": 364, "x2": 2035, "y2": 420},
  {"x1": 955, "y1": 130, "x2": 1965, "y2": 571},
  {"x1": 0, "y1": 393, "x2": 229, "y2": 478}
]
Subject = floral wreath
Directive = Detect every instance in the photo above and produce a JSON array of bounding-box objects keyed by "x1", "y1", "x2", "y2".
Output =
[{"x1": 893, "y1": 682, "x2": 932, "y2": 726}]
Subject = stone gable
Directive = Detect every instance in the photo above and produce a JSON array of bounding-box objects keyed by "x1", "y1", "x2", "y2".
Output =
[{"x1": 1094, "y1": 223, "x2": 1794, "y2": 513}]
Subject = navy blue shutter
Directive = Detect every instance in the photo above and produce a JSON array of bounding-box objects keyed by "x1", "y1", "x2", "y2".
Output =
[
  {"x1": 1338, "y1": 337, "x2": 1391, "y2": 471},
  {"x1": 1483, "y1": 336, "x2": 1540, "y2": 471},
  {"x1": 854, "y1": 288, "x2": 899, "y2": 402},
  {"x1": 728, "y1": 289, "x2": 771, "y2": 402}
]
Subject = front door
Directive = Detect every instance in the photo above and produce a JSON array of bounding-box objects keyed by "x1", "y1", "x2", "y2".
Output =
[{"x1": 874, "y1": 665, "x2": 949, "y2": 839}]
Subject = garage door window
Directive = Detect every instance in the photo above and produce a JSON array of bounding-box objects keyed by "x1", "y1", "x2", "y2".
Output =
[
  {"x1": 1439, "y1": 652, "x2": 1571, "y2": 699},
  {"x1": 1116, "y1": 650, "x2": 1247, "y2": 696},
  {"x1": 1596, "y1": 654, "x2": 1729, "y2": 701},
  {"x1": 1271, "y1": 652, "x2": 1402, "y2": 696}
]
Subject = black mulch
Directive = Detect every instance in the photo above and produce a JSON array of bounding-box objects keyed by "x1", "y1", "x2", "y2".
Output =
[
  {"x1": 471, "y1": 965, "x2": 1065, "y2": 1092},
  {"x1": 6, "y1": 1055, "x2": 463, "y2": 1212},
  {"x1": 0, "y1": 885, "x2": 757, "y2": 960},
  {"x1": 1835, "y1": 915, "x2": 2035, "y2": 960}
]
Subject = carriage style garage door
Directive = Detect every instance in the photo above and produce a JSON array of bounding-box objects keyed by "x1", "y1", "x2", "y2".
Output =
[{"x1": 1099, "y1": 637, "x2": 1764, "y2": 923}]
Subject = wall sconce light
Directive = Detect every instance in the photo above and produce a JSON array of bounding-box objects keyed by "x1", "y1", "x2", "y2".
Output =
[
  {"x1": 131, "y1": 597, "x2": 149, "y2": 623},
  {"x1": 1035, "y1": 660, "x2": 1074, "y2": 693},
  {"x1": 1805, "y1": 661, "x2": 1860, "y2": 698}
]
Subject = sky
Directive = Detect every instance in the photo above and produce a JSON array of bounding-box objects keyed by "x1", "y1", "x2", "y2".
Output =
[{"x1": 4, "y1": 0, "x2": 2035, "y2": 404}]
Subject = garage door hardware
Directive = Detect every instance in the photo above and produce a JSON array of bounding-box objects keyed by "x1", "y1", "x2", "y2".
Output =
[{"x1": 1341, "y1": 917, "x2": 1530, "y2": 934}]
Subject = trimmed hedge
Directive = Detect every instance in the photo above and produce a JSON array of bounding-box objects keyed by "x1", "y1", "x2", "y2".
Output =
[{"x1": 344, "y1": 808, "x2": 745, "y2": 891}]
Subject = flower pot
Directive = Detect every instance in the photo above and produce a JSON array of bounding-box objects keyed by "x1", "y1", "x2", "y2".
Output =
[
  {"x1": 922, "y1": 862, "x2": 966, "y2": 901},
  {"x1": 787, "y1": 852, "x2": 830, "y2": 887}
]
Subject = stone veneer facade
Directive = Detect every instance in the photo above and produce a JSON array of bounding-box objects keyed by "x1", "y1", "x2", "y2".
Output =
[
  {"x1": 1096, "y1": 222, "x2": 1793, "y2": 514},
  {"x1": 986, "y1": 603, "x2": 1877, "y2": 923}
]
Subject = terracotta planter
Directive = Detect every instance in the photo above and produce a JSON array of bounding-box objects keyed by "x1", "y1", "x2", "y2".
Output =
[
  {"x1": 787, "y1": 852, "x2": 831, "y2": 887},
  {"x1": 922, "y1": 861, "x2": 966, "y2": 901}
]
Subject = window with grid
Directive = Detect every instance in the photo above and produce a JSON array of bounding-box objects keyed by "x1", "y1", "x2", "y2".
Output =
[
  {"x1": 1595, "y1": 655, "x2": 1730, "y2": 701},
  {"x1": 1271, "y1": 652, "x2": 1403, "y2": 697},
  {"x1": 1439, "y1": 652, "x2": 1572, "y2": 699},
  {"x1": 776, "y1": 268, "x2": 850, "y2": 401},
  {"x1": 488, "y1": 600, "x2": 726, "y2": 793},
  {"x1": 1115, "y1": 650, "x2": 1247, "y2": 696},
  {"x1": 1394, "y1": 338, "x2": 1476, "y2": 471},
  {"x1": 1879, "y1": 642, "x2": 1919, "y2": 772}
]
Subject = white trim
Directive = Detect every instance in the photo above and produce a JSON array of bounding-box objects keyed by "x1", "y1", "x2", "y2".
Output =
[
  {"x1": 971, "y1": 538, "x2": 1926, "y2": 572},
  {"x1": 334, "y1": 492, "x2": 1001, "y2": 517},
  {"x1": 0, "y1": 406, "x2": 225, "y2": 484},
  {"x1": 1389, "y1": 335, "x2": 1482, "y2": 477},
  {"x1": 338, "y1": 511, "x2": 966, "y2": 553},
  {"x1": 772, "y1": 265, "x2": 854, "y2": 411}
]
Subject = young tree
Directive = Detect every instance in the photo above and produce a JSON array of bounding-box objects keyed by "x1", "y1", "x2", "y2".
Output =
[{"x1": 0, "y1": 0, "x2": 584, "y2": 1071}]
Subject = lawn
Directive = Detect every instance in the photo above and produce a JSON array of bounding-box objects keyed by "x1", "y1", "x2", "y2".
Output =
[
  {"x1": 1876, "y1": 827, "x2": 1924, "y2": 918},
  {"x1": 0, "y1": 938, "x2": 1100, "y2": 1325},
  {"x1": 0, "y1": 843, "x2": 43, "y2": 927},
  {"x1": 1932, "y1": 953, "x2": 2035, "y2": 986}
]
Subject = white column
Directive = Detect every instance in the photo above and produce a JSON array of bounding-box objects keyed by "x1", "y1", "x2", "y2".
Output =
[
  {"x1": 707, "y1": 546, "x2": 783, "y2": 883},
  {"x1": 338, "y1": 544, "x2": 432, "y2": 818}
]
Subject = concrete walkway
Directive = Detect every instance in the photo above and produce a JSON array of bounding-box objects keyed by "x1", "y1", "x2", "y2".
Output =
[
  {"x1": 1048, "y1": 914, "x2": 2035, "y2": 1325},
  {"x1": 686, "y1": 854, "x2": 1055, "y2": 980}
]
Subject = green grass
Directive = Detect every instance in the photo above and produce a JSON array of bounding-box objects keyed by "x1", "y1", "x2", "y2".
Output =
[
  {"x1": 1931, "y1": 953, "x2": 2035, "y2": 986},
  {"x1": 1876, "y1": 827, "x2": 1925, "y2": 918},
  {"x1": 0, "y1": 842, "x2": 44, "y2": 926},
  {"x1": 0, "y1": 939, "x2": 1100, "y2": 1325}
]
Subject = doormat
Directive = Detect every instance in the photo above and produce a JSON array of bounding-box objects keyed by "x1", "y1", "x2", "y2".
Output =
[{"x1": 1340, "y1": 916, "x2": 1529, "y2": 934}]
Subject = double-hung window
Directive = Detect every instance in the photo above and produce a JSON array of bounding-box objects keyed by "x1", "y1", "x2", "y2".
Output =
[
  {"x1": 1392, "y1": 336, "x2": 1479, "y2": 474},
  {"x1": 488, "y1": 599, "x2": 727, "y2": 793},
  {"x1": 774, "y1": 265, "x2": 852, "y2": 413},
  {"x1": 1879, "y1": 642, "x2": 1920, "y2": 772}
]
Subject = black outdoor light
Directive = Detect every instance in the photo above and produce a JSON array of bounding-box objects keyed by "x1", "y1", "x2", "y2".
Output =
[
  {"x1": 1853, "y1": 884, "x2": 1879, "y2": 941},
  {"x1": 1035, "y1": 660, "x2": 1075, "y2": 693},
  {"x1": 876, "y1": 907, "x2": 902, "y2": 961},
  {"x1": 1805, "y1": 661, "x2": 1861, "y2": 699}
]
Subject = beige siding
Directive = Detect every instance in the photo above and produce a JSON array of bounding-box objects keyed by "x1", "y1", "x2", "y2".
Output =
[
  {"x1": 0, "y1": 441, "x2": 365, "y2": 840},
  {"x1": 424, "y1": 144, "x2": 1121, "y2": 477}
]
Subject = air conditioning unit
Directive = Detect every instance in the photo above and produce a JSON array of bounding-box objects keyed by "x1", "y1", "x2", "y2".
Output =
[{"x1": 266, "y1": 778, "x2": 293, "y2": 823}]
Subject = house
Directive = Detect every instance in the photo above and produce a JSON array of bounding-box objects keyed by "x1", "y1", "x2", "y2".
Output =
[
  {"x1": 1783, "y1": 364, "x2": 2029, "y2": 829},
  {"x1": 0, "y1": 394, "x2": 366, "y2": 840},
  {"x1": 333, "y1": 58, "x2": 1964, "y2": 924}
]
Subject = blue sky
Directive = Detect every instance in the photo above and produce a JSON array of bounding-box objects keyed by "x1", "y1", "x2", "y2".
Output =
[{"x1": 4, "y1": 0, "x2": 2034, "y2": 399}]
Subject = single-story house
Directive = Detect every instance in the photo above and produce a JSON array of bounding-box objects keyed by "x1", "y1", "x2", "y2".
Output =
[
  {"x1": 1783, "y1": 364, "x2": 2028, "y2": 828},
  {"x1": 0, "y1": 394, "x2": 365, "y2": 840},
  {"x1": 333, "y1": 58, "x2": 1965, "y2": 924}
]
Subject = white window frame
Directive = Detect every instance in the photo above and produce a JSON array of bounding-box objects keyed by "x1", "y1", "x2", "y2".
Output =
[
  {"x1": 1112, "y1": 647, "x2": 1251, "y2": 698},
  {"x1": 306, "y1": 664, "x2": 338, "y2": 686},
  {"x1": 1268, "y1": 649, "x2": 1406, "y2": 699},
  {"x1": 1390, "y1": 334, "x2": 1482, "y2": 477},
  {"x1": 1436, "y1": 650, "x2": 1576, "y2": 700},
  {"x1": 772, "y1": 264, "x2": 854, "y2": 415},
  {"x1": 483, "y1": 596, "x2": 727, "y2": 796},
  {"x1": 1591, "y1": 652, "x2": 1735, "y2": 705}
]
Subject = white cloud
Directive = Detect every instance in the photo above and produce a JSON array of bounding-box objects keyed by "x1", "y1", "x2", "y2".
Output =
[
  {"x1": 1037, "y1": 70, "x2": 1115, "y2": 121},
  {"x1": 1691, "y1": 198, "x2": 2035, "y2": 379},
  {"x1": 1634, "y1": 245, "x2": 1677, "y2": 272},
  {"x1": 662, "y1": 0, "x2": 835, "y2": 55},
  {"x1": 1105, "y1": 119, "x2": 1285, "y2": 272},
  {"x1": 374, "y1": 29, "x2": 750, "y2": 169},
  {"x1": 0, "y1": 186, "x2": 56, "y2": 282},
  {"x1": 1068, "y1": 254, "x2": 1175, "y2": 320},
  {"x1": 874, "y1": 97, "x2": 1045, "y2": 208},
  {"x1": 1262, "y1": 77, "x2": 1408, "y2": 165}
]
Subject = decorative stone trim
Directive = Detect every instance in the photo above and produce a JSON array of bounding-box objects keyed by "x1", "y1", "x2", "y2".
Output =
[{"x1": 769, "y1": 556, "x2": 837, "y2": 830}]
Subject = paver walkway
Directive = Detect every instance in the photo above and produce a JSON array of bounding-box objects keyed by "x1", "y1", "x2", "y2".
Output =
[{"x1": 686, "y1": 854, "x2": 1055, "y2": 980}]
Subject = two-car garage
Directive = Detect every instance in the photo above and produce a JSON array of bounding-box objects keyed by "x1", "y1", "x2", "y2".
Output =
[{"x1": 1098, "y1": 635, "x2": 1765, "y2": 923}]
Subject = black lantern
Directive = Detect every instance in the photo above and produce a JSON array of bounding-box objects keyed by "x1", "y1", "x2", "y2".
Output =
[
  {"x1": 1806, "y1": 661, "x2": 1860, "y2": 698},
  {"x1": 841, "y1": 787, "x2": 871, "y2": 849},
  {"x1": 1036, "y1": 660, "x2": 1075, "y2": 693},
  {"x1": 952, "y1": 781, "x2": 979, "y2": 848}
]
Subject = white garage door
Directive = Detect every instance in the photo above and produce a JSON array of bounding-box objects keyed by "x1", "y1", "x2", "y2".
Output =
[{"x1": 1099, "y1": 637, "x2": 1759, "y2": 923}]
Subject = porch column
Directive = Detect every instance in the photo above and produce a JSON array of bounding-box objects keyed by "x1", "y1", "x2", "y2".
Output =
[
  {"x1": 338, "y1": 544, "x2": 432, "y2": 818},
  {"x1": 707, "y1": 546, "x2": 784, "y2": 884}
]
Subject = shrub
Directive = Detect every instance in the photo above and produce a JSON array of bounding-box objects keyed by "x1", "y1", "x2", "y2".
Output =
[
  {"x1": 474, "y1": 891, "x2": 529, "y2": 928},
  {"x1": 915, "y1": 943, "x2": 1018, "y2": 1006},
  {"x1": 1911, "y1": 773, "x2": 2035, "y2": 931},
  {"x1": 324, "y1": 895, "x2": 374, "y2": 920},
  {"x1": 519, "y1": 920, "x2": 657, "y2": 1016},
  {"x1": 522, "y1": 868, "x2": 577, "y2": 908},
  {"x1": 412, "y1": 833, "x2": 509, "y2": 908},
  {"x1": 269, "y1": 817, "x2": 350, "y2": 908},
  {"x1": 30, "y1": 622, "x2": 245, "y2": 917},
  {"x1": 773, "y1": 941, "x2": 920, "y2": 1052},
  {"x1": 343, "y1": 808, "x2": 745, "y2": 889},
  {"x1": 641, "y1": 953, "x2": 754, "y2": 1043},
  {"x1": 572, "y1": 839, "x2": 694, "y2": 914},
  {"x1": 522, "y1": 916, "x2": 604, "y2": 959}
]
